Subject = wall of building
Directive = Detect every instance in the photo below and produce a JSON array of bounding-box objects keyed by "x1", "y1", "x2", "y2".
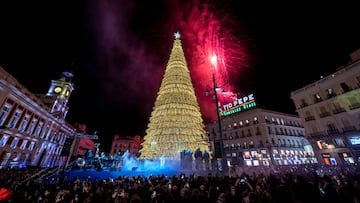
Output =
[
  {"x1": 291, "y1": 50, "x2": 360, "y2": 166},
  {"x1": 0, "y1": 66, "x2": 75, "y2": 168},
  {"x1": 208, "y1": 107, "x2": 316, "y2": 167}
]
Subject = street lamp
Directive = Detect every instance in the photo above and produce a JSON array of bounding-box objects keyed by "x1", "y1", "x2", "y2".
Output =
[{"x1": 205, "y1": 73, "x2": 228, "y2": 175}]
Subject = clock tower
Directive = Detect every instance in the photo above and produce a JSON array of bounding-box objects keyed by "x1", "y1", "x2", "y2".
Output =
[{"x1": 44, "y1": 71, "x2": 74, "y2": 121}]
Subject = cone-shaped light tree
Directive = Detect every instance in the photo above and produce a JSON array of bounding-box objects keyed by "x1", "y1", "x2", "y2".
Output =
[{"x1": 139, "y1": 32, "x2": 210, "y2": 160}]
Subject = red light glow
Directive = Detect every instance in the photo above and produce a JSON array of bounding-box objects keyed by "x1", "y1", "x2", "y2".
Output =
[{"x1": 169, "y1": 0, "x2": 255, "y2": 122}]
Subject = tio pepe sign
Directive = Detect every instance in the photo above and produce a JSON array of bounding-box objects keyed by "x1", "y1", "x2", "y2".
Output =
[{"x1": 221, "y1": 93, "x2": 256, "y2": 116}]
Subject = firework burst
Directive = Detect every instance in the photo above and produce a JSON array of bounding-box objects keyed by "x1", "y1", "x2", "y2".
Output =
[{"x1": 168, "y1": 0, "x2": 255, "y2": 122}]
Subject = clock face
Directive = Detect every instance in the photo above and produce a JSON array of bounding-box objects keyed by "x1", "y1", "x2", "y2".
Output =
[
  {"x1": 54, "y1": 86, "x2": 62, "y2": 93},
  {"x1": 65, "y1": 90, "x2": 70, "y2": 97}
]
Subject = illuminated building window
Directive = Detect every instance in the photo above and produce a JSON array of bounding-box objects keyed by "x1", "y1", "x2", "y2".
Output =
[
  {"x1": 249, "y1": 141, "x2": 255, "y2": 148},
  {"x1": 253, "y1": 117, "x2": 258, "y2": 124},
  {"x1": 19, "y1": 114, "x2": 30, "y2": 132},
  {"x1": 0, "y1": 104, "x2": 12, "y2": 126},
  {"x1": 28, "y1": 142, "x2": 35, "y2": 151},
  {"x1": 27, "y1": 119, "x2": 37, "y2": 134},
  {"x1": 20, "y1": 140, "x2": 28, "y2": 150},
  {"x1": 0, "y1": 135, "x2": 10, "y2": 147},
  {"x1": 10, "y1": 137, "x2": 19, "y2": 149},
  {"x1": 264, "y1": 116, "x2": 270, "y2": 123},
  {"x1": 41, "y1": 125, "x2": 50, "y2": 139},
  {"x1": 34, "y1": 122, "x2": 44, "y2": 137},
  {"x1": 334, "y1": 138, "x2": 345, "y2": 147},
  {"x1": 8, "y1": 110, "x2": 23, "y2": 128},
  {"x1": 239, "y1": 121, "x2": 243, "y2": 127},
  {"x1": 276, "y1": 118, "x2": 280, "y2": 125},
  {"x1": 314, "y1": 93, "x2": 322, "y2": 102},
  {"x1": 271, "y1": 117, "x2": 275, "y2": 123},
  {"x1": 327, "y1": 88, "x2": 335, "y2": 98}
]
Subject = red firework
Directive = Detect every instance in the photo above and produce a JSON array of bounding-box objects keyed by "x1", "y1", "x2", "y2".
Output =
[{"x1": 169, "y1": 0, "x2": 254, "y2": 122}]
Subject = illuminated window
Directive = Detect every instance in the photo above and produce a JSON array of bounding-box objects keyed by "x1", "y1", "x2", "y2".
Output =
[
  {"x1": 19, "y1": 114, "x2": 30, "y2": 132},
  {"x1": 34, "y1": 122, "x2": 44, "y2": 137},
  {"x1": 327, "y1": 88, "x2": 335, "y2": 98},
  {"x1": 0, "y1": 135, "x2": 10, "y2": 147},
  {"x1": 10, "y1": 137, "x2": 19, "y2": 149},
  {"x1": 0, "y1": 104, "x2": 12, "y2": 126},
  {"x1": 276, "y1": 118, "x2": 280, "y2": 125},
  {"x1": 27, "y1": 119, "x2": 37, "y2": 134},
  {"x1": 20, "y1": 140, "x2": 28, "y2": 150},
  {"x1": 314, "y1": 93, "x2": 322, "y2": 102},
  {"x1": 8, "y1": 110, "x2": 23, "y2": 128},
  {"x1": 29, "y1": 142, "x2": 35, "y2": 151}
]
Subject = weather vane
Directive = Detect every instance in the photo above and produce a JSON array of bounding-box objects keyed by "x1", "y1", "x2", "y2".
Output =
[{"x1": 174, "y1": 31, "x2": 181, "y2": 40}]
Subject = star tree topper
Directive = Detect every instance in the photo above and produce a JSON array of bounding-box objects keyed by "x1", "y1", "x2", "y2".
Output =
[{"x1": 174, "y1": 31, "x2": 181, "y2": 40}]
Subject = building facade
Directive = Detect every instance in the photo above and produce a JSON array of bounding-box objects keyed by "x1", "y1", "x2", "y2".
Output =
[
  {"x1": 110, "y1": 135, "x2": 141, "y2": 157},
  {"x1": 208, "y1": 105, "x2": 317, "y2": 166},
  {"x1": 291, "y1": 49, "x2": 360, "y2": 166},
  {"x1": 208, "y1": 104, "x2": 316, "y2": 168},
  {"x1": 0, "y1": 66, "x2": 76, "y2": 168}
]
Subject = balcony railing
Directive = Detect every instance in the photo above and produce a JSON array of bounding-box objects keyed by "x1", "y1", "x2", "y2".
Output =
[
  {"x1": 304, "y1": 116, "x2": 315, "y2": 121},
  {"x1": 319, "y1": 112, "x2": 331, "y2": 118},
  {"x1": 350, "y1": 103, "x2": 360, "y2": 110},
  {"x1": 333, "y1": 108, "x2": 346, "y2": 114}
]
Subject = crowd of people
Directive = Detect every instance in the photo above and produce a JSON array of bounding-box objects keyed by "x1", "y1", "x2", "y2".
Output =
[{"x1": 1, "y1": 163, "x2": 360, "y2": 203}]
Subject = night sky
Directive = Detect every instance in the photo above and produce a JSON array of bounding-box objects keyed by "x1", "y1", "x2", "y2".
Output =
[{"x1": 1, "y1": 1, "x2": 360, "y2": 151}]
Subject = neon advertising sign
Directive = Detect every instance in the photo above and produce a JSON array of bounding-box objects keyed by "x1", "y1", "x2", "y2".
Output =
[{"x1": 221, "y1": 93, "x2": 256, "y2": 116}]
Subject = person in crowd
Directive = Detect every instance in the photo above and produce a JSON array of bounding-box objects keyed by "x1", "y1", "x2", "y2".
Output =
[{"x1": 2, "y1": 164, "x2": 360, "y2": 203}]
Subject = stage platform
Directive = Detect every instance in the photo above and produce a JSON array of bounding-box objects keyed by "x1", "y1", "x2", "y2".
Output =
[
  {"x1": 54, "y1": 157, "x2": 215, "y2": 181},
  {"x1": 56, "y1": 167, "x2": 214, "y2": 181}
]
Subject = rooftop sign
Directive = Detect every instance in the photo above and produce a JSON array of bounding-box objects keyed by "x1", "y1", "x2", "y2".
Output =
[{"x1": 221, "y1": 93, "x2": 256, "y2": 116}]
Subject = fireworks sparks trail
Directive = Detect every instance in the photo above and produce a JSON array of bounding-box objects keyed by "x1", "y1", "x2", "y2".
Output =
[{"x1": 167, "y1": 0, "x2": 255, "y2": 122}]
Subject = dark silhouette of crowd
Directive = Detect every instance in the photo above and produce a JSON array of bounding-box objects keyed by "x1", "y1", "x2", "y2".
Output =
[{"x1": 1, "y1": 164, "x2": 360, "y2": 203}]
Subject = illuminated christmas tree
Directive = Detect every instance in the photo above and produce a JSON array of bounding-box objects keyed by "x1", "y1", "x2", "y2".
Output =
[{"x1": 139, "y1": 32, "x2": 210, "y2": 160}]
